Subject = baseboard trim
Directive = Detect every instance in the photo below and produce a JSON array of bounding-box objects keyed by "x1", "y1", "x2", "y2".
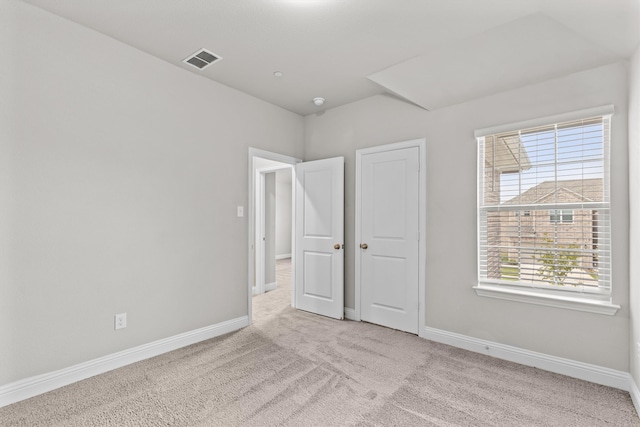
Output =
[
  {"x1": 0, "y1": 316, "x2": 249, "y2": 408},
  {"x1": 630, "y1": 375, "x2": 640, "y2": 416},
  {"x1": 422, "y1": 326, "x2": 630, "y2": 391},
  {"x1": 344, "y1": 307, "x2": 356, "y2": 320},
  {"x1": 275, "y1": 254, "x2": 291, "y2": 260},
  {"x1": 264, "y1": 282, "x2": 277, "y2": 292}
]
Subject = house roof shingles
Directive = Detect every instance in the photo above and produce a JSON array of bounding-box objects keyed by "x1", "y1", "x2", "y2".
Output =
[{"x1": 504, "y1": 178, "x2": 603, "y2": 205}]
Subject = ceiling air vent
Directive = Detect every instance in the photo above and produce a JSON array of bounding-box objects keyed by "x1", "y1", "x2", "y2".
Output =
[{"x1": 183, "y1": 49, "x2": 222, "y2": 70}]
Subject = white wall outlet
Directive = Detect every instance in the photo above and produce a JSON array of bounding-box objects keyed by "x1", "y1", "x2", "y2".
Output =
[
  {"x1": 114, "y1": 313, "x2": 127, "y2": 330},
  {"x1": 237, "y1": 206, "x2": 244, "y2": 217}
]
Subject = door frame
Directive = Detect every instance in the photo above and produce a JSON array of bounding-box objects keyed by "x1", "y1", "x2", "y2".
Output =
[
  {"x1": 354, "y1": 138, "x2": 427, "y2": 337},
  {"x1": 248, "y1": 148, "x2": 301, "y2": 324}
]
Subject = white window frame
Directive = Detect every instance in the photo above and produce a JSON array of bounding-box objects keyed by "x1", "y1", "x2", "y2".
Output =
[
  {"x1": 473, "y1": 105, "x2": 619, "y2": 315},
  {"x1": 549, "y1": 209, "x2": 573, "y2": 224}
]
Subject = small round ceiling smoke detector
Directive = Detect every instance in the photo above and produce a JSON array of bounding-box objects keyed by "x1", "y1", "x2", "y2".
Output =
[
  {"x1": 313, "y1": 97, "x2": 325, "y2": 106},
  {"x1": 273, "y1": 71, "x2": 283, "y2": 78}
]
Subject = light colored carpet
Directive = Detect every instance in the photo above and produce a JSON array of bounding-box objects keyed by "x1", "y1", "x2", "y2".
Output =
[{"x1": 1, "y1": 258, "x2": 638, "y2": 426}]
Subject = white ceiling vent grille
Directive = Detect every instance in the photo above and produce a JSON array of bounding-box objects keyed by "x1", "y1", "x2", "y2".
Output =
[{"x1": 183, "y1": 49, "x2": 221, "y2": 70}]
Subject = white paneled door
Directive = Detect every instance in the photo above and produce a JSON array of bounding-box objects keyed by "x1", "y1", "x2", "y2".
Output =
[
  {"x1": 295, "y1": 157, "x2": 344, "y2": 319},
  {"x1": 359, "y1": 146, "x2": 420, "y2": 333}
]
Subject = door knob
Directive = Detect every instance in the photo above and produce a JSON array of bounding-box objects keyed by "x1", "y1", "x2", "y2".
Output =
[
  {"x1": 360, "y1": 243, "x2": 368, "y2": 250},
  {"x1": 334, "y1": 243, "x2": 341, "y2": 250}
]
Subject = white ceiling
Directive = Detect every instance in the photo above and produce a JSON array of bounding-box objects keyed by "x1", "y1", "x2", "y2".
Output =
[{"x1": 21, "y1": 0, "x2": 640, "y2": 116}]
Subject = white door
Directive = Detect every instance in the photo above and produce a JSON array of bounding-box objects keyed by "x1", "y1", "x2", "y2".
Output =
[
  {"x1": 295, "y1": 157, "x2": 344, "y2": 319},
  {"x1": 359, "y1": 146, "x2": 420, "y2": 333}
]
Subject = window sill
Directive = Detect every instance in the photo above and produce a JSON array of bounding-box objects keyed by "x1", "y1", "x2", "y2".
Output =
[{"x1": 473, "y1": 284, "x2": 620, "y2": 315}]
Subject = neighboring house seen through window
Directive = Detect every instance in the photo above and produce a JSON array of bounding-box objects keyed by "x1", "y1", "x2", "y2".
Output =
[{"x1": 475, "y1": 106, "x2": 615, "y2": 313}]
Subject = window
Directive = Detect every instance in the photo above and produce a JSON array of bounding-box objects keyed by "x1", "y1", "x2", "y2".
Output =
[
  {"x1": 549, "y1": 209, "x2": 573, "y2": 223},
  {"x1": 475, "y1": 106, "x2": 616, "y2": 314}
]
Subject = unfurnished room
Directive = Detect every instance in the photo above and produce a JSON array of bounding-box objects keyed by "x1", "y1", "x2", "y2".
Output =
[{"x1": 1, "y1": 0, "x2": 640, "y2": 425}]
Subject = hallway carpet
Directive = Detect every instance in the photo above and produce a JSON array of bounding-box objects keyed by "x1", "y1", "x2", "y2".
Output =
[{"x1": 1, "y1": 259, "x2": 637, "y2": 426}]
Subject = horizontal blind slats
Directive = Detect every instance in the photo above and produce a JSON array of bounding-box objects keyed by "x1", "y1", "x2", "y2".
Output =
[{"x1": 478, "y1": 114, "x2": 611, "y2": 295}]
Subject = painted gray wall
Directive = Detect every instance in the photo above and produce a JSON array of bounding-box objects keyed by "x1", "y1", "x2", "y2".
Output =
[
  {"x1": 265, "y1": 173, "x2": 276, "y2": 285},
  {"x1": 275, "y1": 170, "x2": 292, "y2": 258},
  {"x1": 629, "y1": 46, "x2": 640, "y2": 387},
  {"x1": 2, "y1": 0, "x2": 636, "y2": 394},
  {"x1": 304, "y1": 62, "x2": 630, "y2": 371},
  {"x1": 0, "y1": 0, "x2": 304, "y2": 385}
]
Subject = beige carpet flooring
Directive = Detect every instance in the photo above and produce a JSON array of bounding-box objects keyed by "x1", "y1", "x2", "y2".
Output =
[{"x1": 1, "y1": 258, "x2": 638, "y2": 426}]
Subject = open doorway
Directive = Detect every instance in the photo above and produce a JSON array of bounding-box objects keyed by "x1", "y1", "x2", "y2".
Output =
[
  {"x1": 248, "y1": 148, "x2": 345, "y2": 323},
  {"x1": 248, "y1": 148, "x2": 300, "y2": 324},
  {"x1": 255, "y1": 167, "x2": 292, "y2": 295}
]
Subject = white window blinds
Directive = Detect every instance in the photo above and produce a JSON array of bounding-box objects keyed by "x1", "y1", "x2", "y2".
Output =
[{"x1": 477, "y1": 113, "x2": 611, "y2": 296}]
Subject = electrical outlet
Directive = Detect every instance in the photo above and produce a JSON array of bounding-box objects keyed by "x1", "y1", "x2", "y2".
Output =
[
  {"x1": 237, "y1": 206, "x2": 244, "y2": 217},
  {"x1": 115, "y1": 313, "x2": 127, "y2": 330}
]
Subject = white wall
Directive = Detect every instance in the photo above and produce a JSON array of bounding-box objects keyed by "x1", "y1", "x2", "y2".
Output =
[
  {"x1": 629, "y1": 45, "x2": 640, "y2": 386},
  {"x1": 275, "y1": 170, "x2": 292, "y2": 258},
  {"x1": 0, "y1": 0, "x2": 303, "y2": 385},
  {"x1": 265, "y1": 173, "x2": 276, "y2": 284},
  {"x1": 305, "y1": 62, "x2": 630, "y2": 371}
]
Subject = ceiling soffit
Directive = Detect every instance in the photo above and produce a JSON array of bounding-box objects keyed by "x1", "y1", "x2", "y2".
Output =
[{"x1": 367, "y1": 14, "x2": 622, "y2": 111}]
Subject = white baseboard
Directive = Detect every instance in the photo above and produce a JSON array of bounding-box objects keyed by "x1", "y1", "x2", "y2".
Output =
[
  {"x1": 344, "y1": 307, "x2": 356, "y2": 320},
  {"x1": 0, "y1": 316, "x2": 249, "y2": 408},
  {"x1": 253, "y1": 283, "x2": 276, "y2": 295},
  {"x1": 422, "y1": 326, "x2": 630, "y2": 391},
  {"x1": 630, "y1": 375, "x2": 640, "y2": 416},
  {"x1": 275, "y1": 254, "x2": 291, "y2": 260}
]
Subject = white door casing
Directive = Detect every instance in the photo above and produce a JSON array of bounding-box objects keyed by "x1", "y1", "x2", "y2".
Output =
[
  {"x1": 295, "y1": 157, "x2": 344, "y2": 319},
  {"x1": 356, "y1": 140, "x2": 426, "y2": 334},
  {"x1": 248, "y1": 148, "x2": 300, "y2": 325}
]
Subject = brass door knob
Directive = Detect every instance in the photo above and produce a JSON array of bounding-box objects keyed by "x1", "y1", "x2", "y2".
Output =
[
  {"x1": 334, "y1": 243, "x2": 341, "y2": 250},
  {"x1": 360, "y1": 243, "x2": 368, "y2": 250}
]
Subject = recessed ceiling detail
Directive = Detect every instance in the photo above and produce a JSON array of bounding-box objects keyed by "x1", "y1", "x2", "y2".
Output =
[{"x1": 183, "y1": 49, "x2": 221, "y2": 70}]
